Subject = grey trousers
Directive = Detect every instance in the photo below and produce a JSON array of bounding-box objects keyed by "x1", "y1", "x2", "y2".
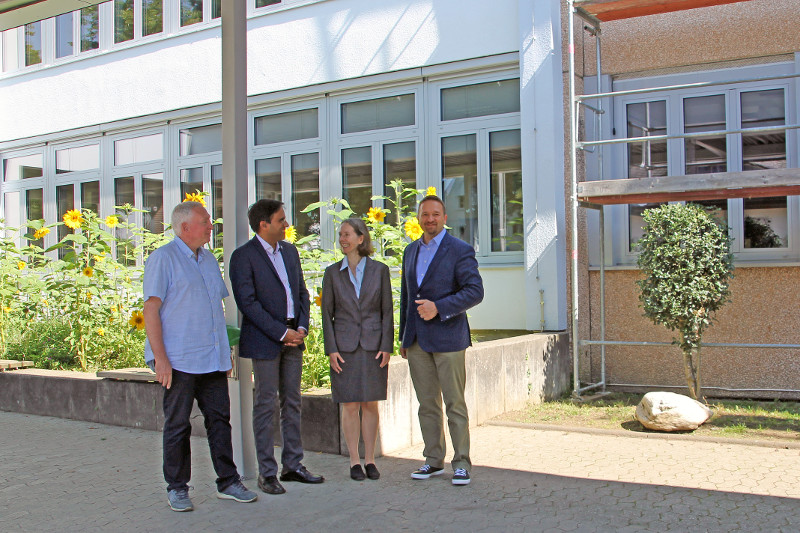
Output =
[
  {"x1": 406, "y1": 342, "x2": 471, "y2": 470},
  {"x1": 252, "y1": 346, "x2": 304, "y2": 477}
]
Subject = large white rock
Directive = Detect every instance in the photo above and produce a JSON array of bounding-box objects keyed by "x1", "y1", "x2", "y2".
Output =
[{"x1": 635, "y1": 391, "x2": 713, "y2": 432}]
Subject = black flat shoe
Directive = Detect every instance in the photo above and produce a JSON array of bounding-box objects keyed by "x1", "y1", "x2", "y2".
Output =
[
  {"x1": 257, "y1": 475, "x2": 286, "y2": 494},
  {"x1": 350, "y1": 464, "x2": 366, "y2": 481},
  {"x1": 364, "y1": 463, "x2": 380, "y2": 480},
  {"x1": 280, "y1": 465, "x2": 325, "y2": 484}
]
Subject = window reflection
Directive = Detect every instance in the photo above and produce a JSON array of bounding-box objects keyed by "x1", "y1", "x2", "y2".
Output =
[
  {"x1": 383, "y1": 141, "x2": 416, "y2": 225},
  {"x1": 255, "y1": 158, "x2": 281, "y2": 202},
  {"x1": 442, "y1": 134, "x2": 478, "y2": 250},
  {"x1": 490, "y1": 130, "x2": 522, "y2": 252},
  {"x1": 292, "y1": 153, "x2": 320, "y2": 239},
  {"x1": 342, "y1": 147, "x2": 372, "y2": 218}
]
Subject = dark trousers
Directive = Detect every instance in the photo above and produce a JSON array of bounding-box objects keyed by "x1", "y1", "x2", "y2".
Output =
[
  {"x1": 252, "y1": 346, "x2": 304, "y2": 477},
  {"x1": 162, "y1": 369, "x2": 239, "y2": 492}
]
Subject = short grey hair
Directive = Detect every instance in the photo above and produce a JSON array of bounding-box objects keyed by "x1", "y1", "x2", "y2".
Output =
[{"x1": 172, "y1": 201, "x2": 204, "y2": 236}]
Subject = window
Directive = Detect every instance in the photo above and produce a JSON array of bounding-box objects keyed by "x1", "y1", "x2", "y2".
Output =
[
  {"x1": 3, "y1": 154, "x2": 43, "y2": 181},
  {"x1": 56, "y1": 184, "x2": 75, "y2": 257},
  {"x1": 255, "y1": 158, "x2": 281, "y2": 201},
  {"x1": 142, "y1": 0, "x2": 164, "y2": 36},
  {"x1": 212, "y1": 0, "x2": 222, "y2": 19},
  {"x1": 115, "y1": 0, "x2": 135, "y2": 43},
  {"x1": 342, "y1": 146, "x2": 372, "y2": 216},
  {"x1": 26, "y1": 189, "x2": 44, "y2": 248},
  {"x1": 56, "y1": 145, "x2": 100, "y2": 174},
  {"x1": 442, "y1": 134, "x2": 478, "y2": 248},
  {"x1": 55, "y1": 13, "x2": 74, "y2": 59},
  {"x1": 179, "y1": 124, "x2": 222, "y2": 156},
  {"x1": 382, "y1": 141, "x2": 416, "y2": 225},
  {"x1": 255, "y1": 108, "x2": 318, "y2": 145},
  {"x1": 24, "y1": 21, "x2": 42, "y2": 66},
  {"x1": 341, "y1": 94, "x2": 415, "y2": 134},
  {"x1": 489, "y1": 130, "x2": 522, "y2": 252},
  {"x1": 180, "y1": 0, "x2": 203, "y2": 27},
  {"x1": 441, "y1": 79, "x2": 520, "y2": 121},
  {"x1": 610, "y1": 64, "x2": 796, "y2": 261},
  {"x1": 255, "y1": 0, "x2": 281, "y2": 8},
  {"x1": 2, "y1": 28, "x2": 19, "y2": 72},
  {"x1": 80, "y1": 5, "x2": 100, "y2": 52},
  {"x1": 114, "y1": 133, "x2": 163, "y2": 165},
  {"x1": 291, "y1": 153, "x2": 320, "y2": 237}
]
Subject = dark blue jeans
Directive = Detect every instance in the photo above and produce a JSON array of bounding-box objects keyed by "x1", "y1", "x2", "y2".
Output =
[{"x1": 162, "y1": 369, "x2": 239, "y2": 492}]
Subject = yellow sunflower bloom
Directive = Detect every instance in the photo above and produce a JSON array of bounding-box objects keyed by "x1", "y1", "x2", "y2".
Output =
[
  {"x1": 426, "y1": 186, "x2": 437, "y2": 196},
  {"x1": 405, "y1": 217, "x2": 424, "y2": 241},
  {"x1": 183, "y1": 192, "x2": 206, "y2": 207},
  {"x1": 63, "y1": 209, "x2": 84, "y2": 230},
  {"x1": 314, "y1": 288, "x2": 322, "y2": 307},
  {"x1": 129, "y1": 311, "x2": 145, "y2": 331},
  {"x1": 2, "y1": 306, "x2": 10, "y2": 314},
  {"x1": 367, "y1": 207, "x2": 386, "y2": 224},
  {"x1": 110, "y1": 305, "x2": 118, "y2": 314},
  {"x1": 97, "y1": 328, "x2": 105, "y2": 337},
  {"x1": 33, "y1": 227, "x2": 50, "y2": 240},
  {"x1": 17, "y1": 261, "x2": 25, "y2": 270},
  {"x1": 105, "y1": 215, "x2": 119, "y2": 228},
  {"x1": 82, "y1": 266, "x2": 93, "y2": 277},
  {"x1": 285, "y1": 225, "x2": 297, "y2": 244},
  {"x1": 94, "y1": 253, "x2": 106, "y2": 263}
]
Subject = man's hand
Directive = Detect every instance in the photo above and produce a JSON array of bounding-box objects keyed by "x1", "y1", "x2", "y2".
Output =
[
  {"x1": 329, "y1": 352, "x2": 344, "y2": 374},
  {"x1": 376, "y1": 351, "x2": 391, "y2": 368},
  {"x1": 155, "y1": 357, "x2": 173, "y2": 389},
  {"x1": 400, "y1": 347, "x2": 407, "y2": 359},
  {"x1": 283, "y1": 328, "x2": 305, "y2": 346},
  {"x1": 415, "y1": 299, "x2": 438, "y2": 321}
]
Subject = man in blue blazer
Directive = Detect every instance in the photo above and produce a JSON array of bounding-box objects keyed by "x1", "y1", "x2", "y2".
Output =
[
  {"x1": 229, "y1": 199, "x2": 324, "y2": 496},
  {"x1": 399, "y1": 195, "x2": 484, "y2": 486}
]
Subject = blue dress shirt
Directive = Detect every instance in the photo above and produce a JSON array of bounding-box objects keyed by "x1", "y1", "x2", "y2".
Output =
[
  {"x1": 256, "y1": 234, "x2": 295, "y2": 319},
  {"x1": 340, "y1": 256, "x2": 367, "y2": 298},
  {"x1": 143, "y1": 237, "x2": 231, "y2": 374},
  {"x1": 416, "y1": 229, "x2": 446, "y2": 286}
]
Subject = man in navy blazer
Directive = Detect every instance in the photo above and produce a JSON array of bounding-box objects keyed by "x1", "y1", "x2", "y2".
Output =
[
  {"x1": 399, "y1": 195, "x2": 484, "y2": 486},
  {"x1": 229, "y1": 199, "x2": 324, "y2": 496}
]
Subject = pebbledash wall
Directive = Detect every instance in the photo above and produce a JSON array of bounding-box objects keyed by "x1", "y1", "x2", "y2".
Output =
[
  {"x1": 0, "y1": 0, "x2": 568, "y2": 334},
  {"x1": 578, "y1": 0, "x2": 800, "y2": 398}
]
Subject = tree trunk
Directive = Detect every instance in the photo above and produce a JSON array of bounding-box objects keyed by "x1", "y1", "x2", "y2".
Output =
[{"x1": 682, "y1": 347, "x2": 701, "y2": 400}]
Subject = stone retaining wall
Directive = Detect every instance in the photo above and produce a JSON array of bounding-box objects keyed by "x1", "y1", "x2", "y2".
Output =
[{"x1": 0, "y1": 332, "x2": 569, "y2": 456}]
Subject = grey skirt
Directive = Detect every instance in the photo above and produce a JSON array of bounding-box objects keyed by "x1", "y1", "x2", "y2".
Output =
[{"x1": 330, "y1": 346, "x2": 388, "y2": 403}]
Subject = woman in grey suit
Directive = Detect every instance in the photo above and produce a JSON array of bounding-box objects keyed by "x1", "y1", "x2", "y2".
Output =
[{"x1": 321, "y1": 217, "x2": 393, "y2": 481}]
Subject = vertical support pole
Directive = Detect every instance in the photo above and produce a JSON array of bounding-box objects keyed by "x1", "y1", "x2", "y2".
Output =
[
  {"x1": 222, "y1": 0, "x2": 256, "y2": 480},
  {"x1": 567, "y1": 0, "x2": 581, "y2": 393},
  {"x1": 595, "y1": 26, "x2": 606, "y2": 392}
]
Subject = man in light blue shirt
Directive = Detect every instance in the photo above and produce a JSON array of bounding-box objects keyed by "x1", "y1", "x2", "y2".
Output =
[{"x1": 143, "y1": 201, "x2": 256, "y2": 512}]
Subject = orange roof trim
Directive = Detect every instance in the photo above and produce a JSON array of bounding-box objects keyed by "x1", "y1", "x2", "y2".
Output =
[{"x1": 574, "y1": 0, "x2": 754, "y2": 22}]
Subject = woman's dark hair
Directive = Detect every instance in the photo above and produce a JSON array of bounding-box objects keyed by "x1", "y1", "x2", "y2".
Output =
[
  {"x1": 340, "y1": 217, "x2": 374, "y2": 257},
  {"x1": 247, "y1": 199, "x2": 284, "y2": 233}
]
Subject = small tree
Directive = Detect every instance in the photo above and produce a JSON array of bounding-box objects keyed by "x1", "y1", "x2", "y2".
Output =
[{"x1": 636, "y1": 203, "x2": 733, "y2": 400}]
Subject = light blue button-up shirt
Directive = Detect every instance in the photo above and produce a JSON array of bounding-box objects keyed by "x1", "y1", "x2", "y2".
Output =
[
  {"x1": 416, "y1": 229, "x2": 446, "y2": 286},
  {"x1": 143, "y1": 237, "x2": 231, "y2": 374},
  {"x1": 256, "y1": 234, "x2": 295, "y2": 319},
  {"x1": 340, "y1": 256, "x2": 367, "y2": 298}
]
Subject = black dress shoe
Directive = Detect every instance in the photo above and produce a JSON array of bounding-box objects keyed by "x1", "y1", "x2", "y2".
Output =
[
  {"x1": 280, "y1": 465, "x2": 325, "y2": 484},
  {"x1": 364, "y1": 463, "x2": 380, "y2": 480},
  {"x1": 350, "y1": 464, "x2": 366, "y2": 481},
  {"x1": 257, "y1": 475, "x2": 286, "y2": 494}
]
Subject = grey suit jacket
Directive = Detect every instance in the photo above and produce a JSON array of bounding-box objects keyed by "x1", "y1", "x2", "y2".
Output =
[{"x1": 321, "y1": 256, "x2": 394, "y2": 354}]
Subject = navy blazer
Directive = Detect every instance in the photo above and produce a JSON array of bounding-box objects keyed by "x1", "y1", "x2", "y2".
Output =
[
  {"x1": 229, "y1": 237, "x2": 310, "y2": 360},
  {"x1": 399, "y1": 231, "x2": 484, "y2": 353}
]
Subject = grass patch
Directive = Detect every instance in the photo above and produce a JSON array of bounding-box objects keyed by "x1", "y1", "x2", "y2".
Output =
[{"x1": 498, "y1": 393, "x2": 800, "y2": 443}]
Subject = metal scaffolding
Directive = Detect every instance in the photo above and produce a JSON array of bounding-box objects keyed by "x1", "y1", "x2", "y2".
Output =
[{"x1": 566, "y1": 0, "x2": 800, "y2": 397}]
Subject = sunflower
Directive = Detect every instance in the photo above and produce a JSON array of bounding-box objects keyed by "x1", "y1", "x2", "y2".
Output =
[
  {"x1": 2, "y1": 306, "x2": 10, "y2": 314},
  {"x1": 105, "y1": 215, "x2": 119, "y2": 228},
  {"x1": 405, "y1": 217, "x2": 424, "y2": 240},
  {"x1": 63, "y1": 209, "x2": 84, "y2": 230},
  {"x1": 183, "y1": 192, "x2": 206, "y2": 207},
  {"x1": 17, "y1": 261, "x2": 25, "y2": 270},
  {"x1": 129, "y1": 311, "x2": 145, "y2": 331},
  {"x1": 82, "y1": 266, "x2": 93, "y2": 277},
  {"x1": 96, "y1": 328, "x2": 105, "y2": 337},
  {"x1": 284, "y1": 225, "x2": 297, "y2": 244},
  {"x1": 33, "y1": 227, "x2": 50, "y2": 240},
  {"x1": 314, "y1": 288, "x2": 322, "y2": 307},
  {"x1": 367, "y1": 207, "x2": 386, "y2": 224},
  {"x1": 94, "y1": 253, "x2": 106, "y2": 263},
  {"x1": 426, "y1": 186, "x2": 437, "y2": 197}
]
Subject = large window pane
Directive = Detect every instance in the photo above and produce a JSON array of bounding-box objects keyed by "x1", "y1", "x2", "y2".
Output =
[
  {"x1": 55, "y1": 13, "x2": 74, "y2": 58},
  {"x1": 3, "y1": 154, "x2": 43, "y2": 181},
  {"x1": 341, "y1": 94, "x2": 415, "y2": 134},
  {"x1": 442, "y1": 134, "x2": 478, "y2": 250},
  {"x1": 24, "y1": 21, "x2": 42, "y2": 66},
  {"x1": 4, "y1": 192, "x2": 20, "y2": 229},
  {"x1": 255, "y1": 109, "x2": 318, "y2": 145},
  {"x1": 81, "y1": 181, "x2": 100, "y2": 214},
  {"x1": 26, "y1": 189, "x2": 43, "y2": 248},
  {"x1": 255, "y1": 157, "x2": 281, "y2": 201},
  {"x1": 626, "y1": 101, "x2": 667, "y2": 250},
  {"x1": 114, "y1": 134, "x2": 163, "y2": 165},
  {"x1": 180, "y1": 0, "x2": 203, "y2": 27},
  {"x1": 179, "y1": 124, "x2": 222, "y2": 156},
  {"x1": 441, "y1": 79, "x2": 520, "y2": 121},
  {"x1": 114, "y1": 177, "x2": 136, "y2": 265},
  {"x1": 114, "y1": 0, "x2": 135, "y2": 43},
  {"x1": 383, "y1": 141, "x2": 416, "y2": 225},
  {"x1": 342, "y1": 146, "x2": 372, "y2": 217},
  {"x1": 142, "y1": 0, "x2": 163, "y2": 36},
  {"x1": 56, "y1": 144, "x2": 100, "y2": 174},
  {"x1": 212, "y1": 0, "x2": 221, "y2": 19},
  {"x1": 56, "y1": 185, "x2": 75, "y2": 258},
  {"x1": 142, "y1": 173, "x2": 164, "y2": 234},
  {"x1": 292, "y1": 153, "x2": 320, "y2": 238},
  {"x1": 80, "y1": 5, "x2": 100, "y2": 52},
  {"x1": 742, "y1": 89, "x2": 787, "y2": 249},
  {"x1": 180, "y1": 167, "x2": 204, "y2": 199},
  {"x1": 490, "y1": 130, "x2": 523, "y2": 252},
  {"x1": 2, "y1": 29, "x2": 19, "y2": 72},
  {"x1": 211, "y1": 165, "x2": 223, "y2": 248},
  {"x1": 684, "y1": 94, "x2": 728, "y2": 224}
]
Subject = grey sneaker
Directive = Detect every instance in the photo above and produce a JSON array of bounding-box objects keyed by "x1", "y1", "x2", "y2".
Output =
[
  {"x1": 167, "y1": 488, "x2": 194, "y2": 512},
  {"x1": 217, "y1": 480, "x2": 258, "y2": 503}
]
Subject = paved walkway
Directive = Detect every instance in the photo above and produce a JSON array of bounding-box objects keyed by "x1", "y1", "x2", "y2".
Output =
[{"x1": 2, "y1": 411, "x2": 800, "y2": 532}]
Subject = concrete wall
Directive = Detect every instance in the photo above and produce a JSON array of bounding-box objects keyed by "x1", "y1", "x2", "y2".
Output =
[{"x1": 0, "y1": 332, "x2": 569, "y2": 456}]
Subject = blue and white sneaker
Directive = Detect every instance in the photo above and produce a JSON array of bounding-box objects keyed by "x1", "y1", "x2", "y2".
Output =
[
  {"x1": 217, "y1": 480, "x2": 258, "y2": 503},
  {"x1": 452, "y1": 468, "x2": 471, "y2": 485},
  {"x1": 167, "y1": 488, "x2": 194, "y2": 512}
]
